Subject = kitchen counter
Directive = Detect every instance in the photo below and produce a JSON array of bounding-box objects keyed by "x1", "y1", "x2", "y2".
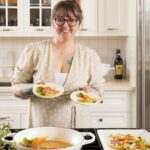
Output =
[
  {"x1": 104, "y1": 79, "x2": 135, "y2": 91},
  {"x1": 0, "y1": 79, "x2": 135, "y2": 93}
]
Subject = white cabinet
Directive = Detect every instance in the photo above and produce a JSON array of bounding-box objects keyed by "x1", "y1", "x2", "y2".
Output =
[
  {"x1": 0, "y1": 90, "x2": 133, "y2": 128},
  {"x1": 0, "y1": 0, "x2": 23, "y2": 34},
  {"x1": 0, "y1": 0, "x2": 53, "y2": 36},
  {"x1": 24, "y1": 0, "x2": 52, "y2": 33},
  {"x1": 77, "y1": 90, "x2": 133, "y2": 128},
  {"x1": 0, "y1": 0, "x2": 128, "y2": 36},
  {"x1": 0, "y1": 92, "x2": 29, "y2": 128},
  {"x1": 98, "y1": 0, "x2": 128, "y2": 35},
  {"x1": 90, "y1": 113, "x2": 131, "y2": 128},
  {"x1": 80, "y1": 0, "x2": 98, "y2": 33}
]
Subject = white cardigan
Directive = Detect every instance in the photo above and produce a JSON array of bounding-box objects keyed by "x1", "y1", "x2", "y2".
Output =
[{"x1": 12, "y1": 39, "x2": 104, "y2": 128}]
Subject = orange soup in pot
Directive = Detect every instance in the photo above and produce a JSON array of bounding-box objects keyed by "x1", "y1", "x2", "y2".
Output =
[{"x1": 20, "y1": 137, "x2": 73, "y2": 149}]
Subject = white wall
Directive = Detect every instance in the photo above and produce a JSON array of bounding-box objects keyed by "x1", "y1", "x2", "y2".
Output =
[{"x1": 0, "y1": 37, "x2": 127, "y2": 80}]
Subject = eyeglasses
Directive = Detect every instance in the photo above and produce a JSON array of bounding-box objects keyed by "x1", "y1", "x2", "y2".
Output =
[{"x1": 54, "y1": 17, "x2": 78, "y2": 27}]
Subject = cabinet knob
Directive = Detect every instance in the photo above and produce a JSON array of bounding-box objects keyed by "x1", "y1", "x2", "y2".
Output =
[{"x1": 99, "y1": 118, "x2": 103, "y2": 122}]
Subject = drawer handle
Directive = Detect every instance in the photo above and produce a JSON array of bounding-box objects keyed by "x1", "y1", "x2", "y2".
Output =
[
  {"x1": 3, "y1": 29, "x2": 11, "y2": 31},
  {"x1": 0, "y1": 116, "x2": 10, "y2": 120},
  {"x1": 36, "y1": 28, "x2": 44, "y2": 31},
  {"x1": 107, "y1": 28, "x2": 118, "y2": 31},
  {"x1": 80, "y1": 28, "x2": 88, "y2": 31},
  {"x1": 99, "y1": 118, "x2": 103, "y2": 122}
]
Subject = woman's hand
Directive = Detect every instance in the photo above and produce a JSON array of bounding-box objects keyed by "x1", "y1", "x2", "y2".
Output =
[
  {"x1": 78, "y1": 83, "x2": 100, "y2": 95},
  {"x1": 35, "y1": 80, "x2": 46, "y2": 85}
]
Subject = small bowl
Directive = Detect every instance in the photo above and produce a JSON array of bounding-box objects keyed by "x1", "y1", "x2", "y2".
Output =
[{"x1": 101, "y1": 64, "x2": 114, "y2": 77}]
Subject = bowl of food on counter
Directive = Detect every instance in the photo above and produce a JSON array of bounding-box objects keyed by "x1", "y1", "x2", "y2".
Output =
[{"x1": 101, "y1": 63, "x2": 114, "y2": 77}]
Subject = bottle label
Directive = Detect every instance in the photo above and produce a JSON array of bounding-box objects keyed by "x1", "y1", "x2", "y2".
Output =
[{"x1": 115, "y1": 65, "x2": 123, "y2": 75}]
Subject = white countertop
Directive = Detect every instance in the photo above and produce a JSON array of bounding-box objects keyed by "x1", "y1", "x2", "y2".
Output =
[
  {"x1": 0, "y1": 79, "x2": 135, "y2": 93},
  {"x1": 104, "y1": 79, "x2": 135, "y2": 91},
  {"x1": 0, "y1": 78, "x2": 11, "y2": 82}
]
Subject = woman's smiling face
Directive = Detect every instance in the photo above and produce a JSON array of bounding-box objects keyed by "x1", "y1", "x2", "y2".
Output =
[
  {"x1": 51, "y1": 1, "x2": 83, "y2": 42},
  {"x1": 53, "y1": 13, "x2": 80, "y2": 41}
]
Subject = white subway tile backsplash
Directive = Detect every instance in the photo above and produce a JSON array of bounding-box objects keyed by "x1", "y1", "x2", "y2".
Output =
[
  {"x1": 3, "y1": 58, "x2": 16, "y2": 68},
  {"x1": 3, "y1": 48, "x2": 22, "y2": 60},
  {"x1": 3, "y1": 38, "x2": 24, "y2": 49},
  {"x1": 0, "y1": 59, "x2": 3, "y2": 67},
  {"x1": 14, "y1": 49, "x2": 22, "y2": 60},
  {"x1": 0, "y1": 50, "x2": 2, "y2": 58},
  {"x1": 3, "y1": 48, "x2": 15, "y2": 59},
  {"x1": 87, "y1": 38, "x2": 98, "y2": 49},
  {"x1": 0, "y1": 37, "x2": 128, "y2": 79},
  {"x1": 0, "y1": 39, "x2": 3, "y2": 49},
  {"x1": 3, "y1": 67, "x2": 13, "y2": 78},
  {"x1": 97, "y1": 39, "x2": 107, "y2": 49},
  {"x1": 0, "y1": 46, "x2": 3, "y2": 58},
  {"x1": 0, "y1": 68, "x2": 3, "y2": 78}
]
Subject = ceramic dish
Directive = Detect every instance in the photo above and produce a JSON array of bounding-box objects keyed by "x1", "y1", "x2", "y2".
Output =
[
  {"x1": 33, "y1": 82, "x2": 64, "y2": 98},
  {"x1": 97, "y1": 129, "x2": 150, "y2": 150},
  {"x1": 12, "y1": 127, "x2": 95, "y2": 150},
  {"x1": 70, "y1": 91, "x2": 102, "y2": 105}
]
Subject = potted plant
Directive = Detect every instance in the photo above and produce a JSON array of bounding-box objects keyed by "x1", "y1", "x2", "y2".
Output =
[{"x1": 0, "y1": 123, "x2": 11, "y2": 149}]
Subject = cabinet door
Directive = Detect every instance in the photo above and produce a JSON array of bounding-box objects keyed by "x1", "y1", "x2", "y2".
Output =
[
  {"x1": 98, "y1": 0, "x2": 128, "y2": 34},
  {"x1": 24, "y1": 0, "x2": 52, "y2": 33},
  {"x1": 0, "y1": 0, "x2": 23, "y2": 33},
  {"x1": 0, "y1": 92, "x2": 29, "y2": 128},
  {"x1": 0, "y1": 112, "x2": 21, "y2": 128},
  {"x1": 89, "y1": 91, "x2": 131, "y2": 112},
  {"x1": 80, "y1": 0, "x2": 98, "y2": 32}
]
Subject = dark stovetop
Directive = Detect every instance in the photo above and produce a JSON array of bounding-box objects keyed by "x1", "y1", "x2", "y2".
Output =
[
  {"x1": 4, "y1": 128, "x2": 104, "y2": 150},
  {"x1": 76, "y1": 128, "x2": 103, "y2": 150}
]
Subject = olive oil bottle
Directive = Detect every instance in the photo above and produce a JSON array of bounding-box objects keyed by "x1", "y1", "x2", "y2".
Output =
[{"x1": 114, "y1": 49, "x2": 123, "y2": 79}]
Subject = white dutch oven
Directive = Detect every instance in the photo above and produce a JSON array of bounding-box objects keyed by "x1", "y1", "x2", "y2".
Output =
[{"x1": 13, "y1": 127, "x2": 95, "y2": 150}]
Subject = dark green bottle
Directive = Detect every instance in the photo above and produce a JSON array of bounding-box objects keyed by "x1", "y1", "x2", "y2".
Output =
[{"x1": 114, "y1": 49, "x2": 123, "y2": 79}]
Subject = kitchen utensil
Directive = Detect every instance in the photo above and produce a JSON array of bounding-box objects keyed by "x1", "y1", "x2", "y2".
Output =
[{"x1": 13, "y1": 127, "x2": 95, "y2": 150}]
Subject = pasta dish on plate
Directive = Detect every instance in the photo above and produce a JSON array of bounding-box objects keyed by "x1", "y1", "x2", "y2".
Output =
[
  {"x1": 76, "y1": 91, "x2": 101, "y2": 103},
  {"x1": 33, "y1": 83, "x2": 64, "y2": 98},
  {"x1": 109, "y1": 133, "x2": 150, "y2": 150},
  {"x1": 36, "y1": 86, "x2": 60, "y2": 97}
]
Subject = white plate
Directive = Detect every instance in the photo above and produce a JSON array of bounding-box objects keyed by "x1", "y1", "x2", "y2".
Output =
[
  {"x1": 97, "y1": 129, "x2": 150, "y2": 150},
  {"x1": 70, "y1": 91, "x2": 102, "y2": 105},
  {"x1": 33, "y1": 82, "x2": 64, "y2": 98}
]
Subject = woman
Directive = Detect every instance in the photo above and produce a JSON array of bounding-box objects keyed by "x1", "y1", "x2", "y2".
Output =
[{"x1": 11, "y1": 0, "x2": 103, "y2": 128}]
